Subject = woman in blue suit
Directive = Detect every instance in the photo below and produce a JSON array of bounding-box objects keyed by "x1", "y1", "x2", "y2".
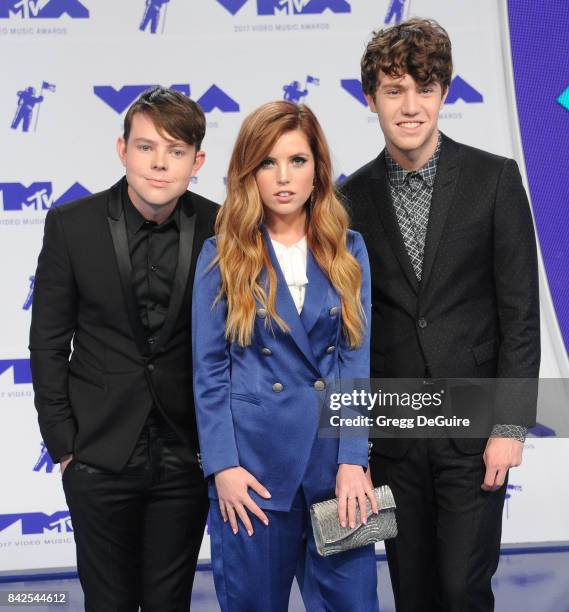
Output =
[{"x1": 192, "y1": 101, "x2": 379, "y2": 611}]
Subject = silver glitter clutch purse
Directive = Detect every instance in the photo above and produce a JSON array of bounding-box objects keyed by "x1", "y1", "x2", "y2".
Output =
[{"x1": 310, "y1": 485, "x2": 397, "y2": 557}]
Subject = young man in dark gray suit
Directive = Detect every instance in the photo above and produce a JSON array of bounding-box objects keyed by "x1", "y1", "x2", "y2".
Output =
[
  {"x1": 30, "y1": 87, "x2": 218, "y2": 611},
  {"x1": 340, "y1": 19, "x2": 539, "y2": 612}
]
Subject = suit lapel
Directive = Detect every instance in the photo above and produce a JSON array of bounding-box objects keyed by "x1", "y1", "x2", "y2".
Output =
[
  {"x1": 300, "y1": 247, "x2": 329, "y2": 336},
  {"x1": 106, "y1": 180, "x2": 150, "y2": 357},
  {"x1": 153, "y1": 194, "x2": 196, "y2": 353},
  {"x1": 369, "y1": 154, "x2": 420, "y2": 293},
  {"x1": 262, "y1": 227, "x2": 319, "y2": 373},
  {"x1": 420, "y1": 134, "x2": 461, "y2": 291}
]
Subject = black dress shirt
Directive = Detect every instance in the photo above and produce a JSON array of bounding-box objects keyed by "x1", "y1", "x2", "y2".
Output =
[{"x1": 123, "y1": 183, "x2": 180, "y2": 349}]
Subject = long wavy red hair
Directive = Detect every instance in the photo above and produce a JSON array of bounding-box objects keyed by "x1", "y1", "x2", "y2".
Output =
[{"x1": 214, "y1": 101, "x2": 364, "y2": 347}]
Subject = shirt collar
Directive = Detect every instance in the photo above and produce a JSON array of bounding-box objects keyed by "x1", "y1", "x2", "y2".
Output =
[
  {"x1": 122, "y1": 180, "x2": 181, "y2": 234},
  {"x1": 385, "y1": 132, "x2": 442, "y2": 189}
]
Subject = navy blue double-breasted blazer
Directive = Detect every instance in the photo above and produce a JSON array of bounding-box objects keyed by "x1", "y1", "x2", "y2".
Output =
[{"x1": 192, "y1": 228, "x2": 371, "y2": 511}]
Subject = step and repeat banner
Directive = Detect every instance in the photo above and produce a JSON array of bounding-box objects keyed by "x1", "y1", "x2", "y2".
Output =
[{"x1": 1, "y1": 0, "x2": 568, "y2": 576}]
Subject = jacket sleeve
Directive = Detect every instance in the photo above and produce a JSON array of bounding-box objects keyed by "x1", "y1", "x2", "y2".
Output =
[
  {"x1": 493, "y1": 158, "x2": 540, "y2": 425},
  {"x1": 192, "y1": 239, "x2": 240, "y2": 478},
  {"x1": 29, "y1": 207, "x2": 78, "y2": 463},
  {"x1": 337, "y1": 231, "x2": 372, "y2": 467}
]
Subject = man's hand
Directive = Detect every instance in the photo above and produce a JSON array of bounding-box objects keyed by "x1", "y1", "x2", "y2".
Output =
[
  {"x1": 60, "y1": 454, "x2": 73, "y2": 475},
  {"x1": 481, "y1": 437, "x2": 523, "y2": 491},
  {"x1": 336, "y1": 463, "x2": 378, "y2": 529},
  {"x1": 214, "y1": 466, "x2": 271, "y2": 536}
]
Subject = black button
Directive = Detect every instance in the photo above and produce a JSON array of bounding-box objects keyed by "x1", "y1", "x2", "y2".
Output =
[
  {"x1": 147, "y1": 364, "x2": 155, "y2": 372},
  {"x1": 147, "y1": 336, "x2": 155, "y2": 345},
  {"x1": 418, "y1": 318, "x2": 427, "y2": 329},
  {"x1": 151, "y1": 265, "x2": 158, "y2": 272}
]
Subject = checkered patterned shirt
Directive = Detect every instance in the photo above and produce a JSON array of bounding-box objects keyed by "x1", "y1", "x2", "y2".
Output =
[
  {"x1": 385, "y1": 134, "x2": 441, "y2": 281},
  {"x1": 385, "y1": 134, "x2": 527, "y2": 443}
]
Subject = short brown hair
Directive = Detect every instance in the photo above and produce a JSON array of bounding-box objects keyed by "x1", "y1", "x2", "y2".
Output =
[
  {"x1": 123, "y1": 86, "x2": 206, "y2": 150},
  {"x1": 361, "y1": 18, "x2": 452, "y2": 97}
]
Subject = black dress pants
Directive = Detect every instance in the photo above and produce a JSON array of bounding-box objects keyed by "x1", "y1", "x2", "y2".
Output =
[
  {"x1": 63, "y1": 412, "x2": 209, "y2": 612},
  {"x1": 371, "y1": 438, "x2": 507, "y2": 612}
]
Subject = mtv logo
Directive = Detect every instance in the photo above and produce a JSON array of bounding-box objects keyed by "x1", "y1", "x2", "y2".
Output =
[
  {"x1": 257, "y1": 0, "x2": 350, "y2": 15},
  {"x1": 340, "y1": 79, "x2": 367, "y2": 106},
  {"x1": 0, "y1": 0, "x2": 89, "y2": 19},
  {"x1": 0, "y1": 511, "x2": 72, "y2": 535},
  {"x1": 445, "y1": 76, "x2": 483, "y2": 104},
  {"x1": 341, "y1": 75, "x2": 483, "y2": 106},
  {"x1": 0, "y1": 359, "x2": 32, "y2": 384},
  {"x1": 0, "y1": 182, "x2": 90, "y2": 211},
  {"x1": 94, "y1": 84, "x2": 239, "y2": 114},
  {"x1": 216, "y1": 0, "x2": 248, "y2": 14}
]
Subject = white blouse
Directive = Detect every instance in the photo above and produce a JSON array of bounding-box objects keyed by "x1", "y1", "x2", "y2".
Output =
[{"x1": 270, "y1": 236, "x2": 308, "y2": 315}]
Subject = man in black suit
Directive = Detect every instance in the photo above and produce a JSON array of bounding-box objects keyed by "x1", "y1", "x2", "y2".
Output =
[
  {"x1": 340, "y1": 20, "x2": 540, "y2": 611},
  {"x1": 30, "y1": 87, "x2": 219, "y2": 611}
]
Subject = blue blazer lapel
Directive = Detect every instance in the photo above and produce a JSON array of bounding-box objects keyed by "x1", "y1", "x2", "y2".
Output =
[
  {"x1": 300, "y1": 248, "x2": 328, "y2": 335},
  {"x1": 262, "y1": 227, "x2": 319, "y2": 374}
]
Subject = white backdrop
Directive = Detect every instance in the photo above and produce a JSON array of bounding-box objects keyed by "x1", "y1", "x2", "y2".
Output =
[{"x1": 1, "y1": 0, "x2": 568, "y2": 575}]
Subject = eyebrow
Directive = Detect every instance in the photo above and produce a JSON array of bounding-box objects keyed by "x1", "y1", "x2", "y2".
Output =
[{"x1": 132, "y1": 137, "x2": 188, "y2": 147}]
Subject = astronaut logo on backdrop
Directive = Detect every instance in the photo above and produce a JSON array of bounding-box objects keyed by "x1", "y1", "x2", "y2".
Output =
[
  {"x1": 283, "y1": 75, "x2": 319, "y2": 103},
  {"x1": 10, "y1": 83, "x2": 55, "y2": 133},
  {"x1": 23, "y1": 276, "x2": 35, "y2": 310},
  {"x1": 94, "y1": 84, "x2": 239, "y2": 114},
  {"x1": 0, "y1": 0, "x2": 89, "y2": 18},
  {"x1": 0, "y1": 182, "x2": 91, "y2": 212},
  {"x1": 557, "y1": 86, "x2": 569, "y2": 112},
  {"x1": 216, "y1": 0, "x2": 350, "y2": 16},
  {"x1": 383, "y1": 0, "x2": 408, "y2": 25},
  {"x1": 33, "y1": 442, "x2": 55, "y2": 474},
  {"x1": 0, "y1": 512, "x2": 72, "y2": 535},
  {"x1": 139, "y1": 0, "x2": 170, "y2": 34}
]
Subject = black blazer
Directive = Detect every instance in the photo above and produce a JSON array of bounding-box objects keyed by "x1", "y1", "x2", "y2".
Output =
[
  {"x1": 340, "y1": 134, "x2": 540, "y2": 456},
  {"x1": 29, "y1": 178, "x2": 218, "y2": 472}
]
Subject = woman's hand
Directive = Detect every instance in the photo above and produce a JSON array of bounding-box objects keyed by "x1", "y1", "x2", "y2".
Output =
[
  {"x1": 336, "y1": 463, "x2": 378, "y2": 528},
  {"x1": 214, "y1": 466, "x2": 271, "y2": 536}
]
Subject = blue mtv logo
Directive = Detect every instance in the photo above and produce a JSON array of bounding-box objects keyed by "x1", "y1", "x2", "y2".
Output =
[
  {"x1": 0, "y1": 182, "x2": 91, "y2": 211},
  {"x1": 340, "y1": 75, "x2": 483, "y2": 106},
  {"x1": 0, "y1": 512, "x2": 72, "y2": 534},
  {"x1": 283, "y1": 75, "x2": 319, "y2": 104},
  {"x1": 0, "y1": 359, "x2": 32, "y2": 384},
  {"x1": 217, "y1": 0, "x2": 350, "y2": 15},
  {"x1": 94, "y1": 84, "x2": 239, "y2": 114},
  {"x1": 139, "y1": 0, "x2": 170, "y2": 34},
  {"x1": 33, "y1": 441, "x2": 55, "y2": 474},
  {"x1": 445, "y1": 76, "x2": 483, "y2": 104},
  {"x1": 0, "y1": 0, "x2": 89, "y2": 18}
]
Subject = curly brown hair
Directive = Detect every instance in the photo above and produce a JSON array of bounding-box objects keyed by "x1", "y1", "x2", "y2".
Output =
[{"x1": 361, "y1": 18, "x2": 452, "y2": 97}]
